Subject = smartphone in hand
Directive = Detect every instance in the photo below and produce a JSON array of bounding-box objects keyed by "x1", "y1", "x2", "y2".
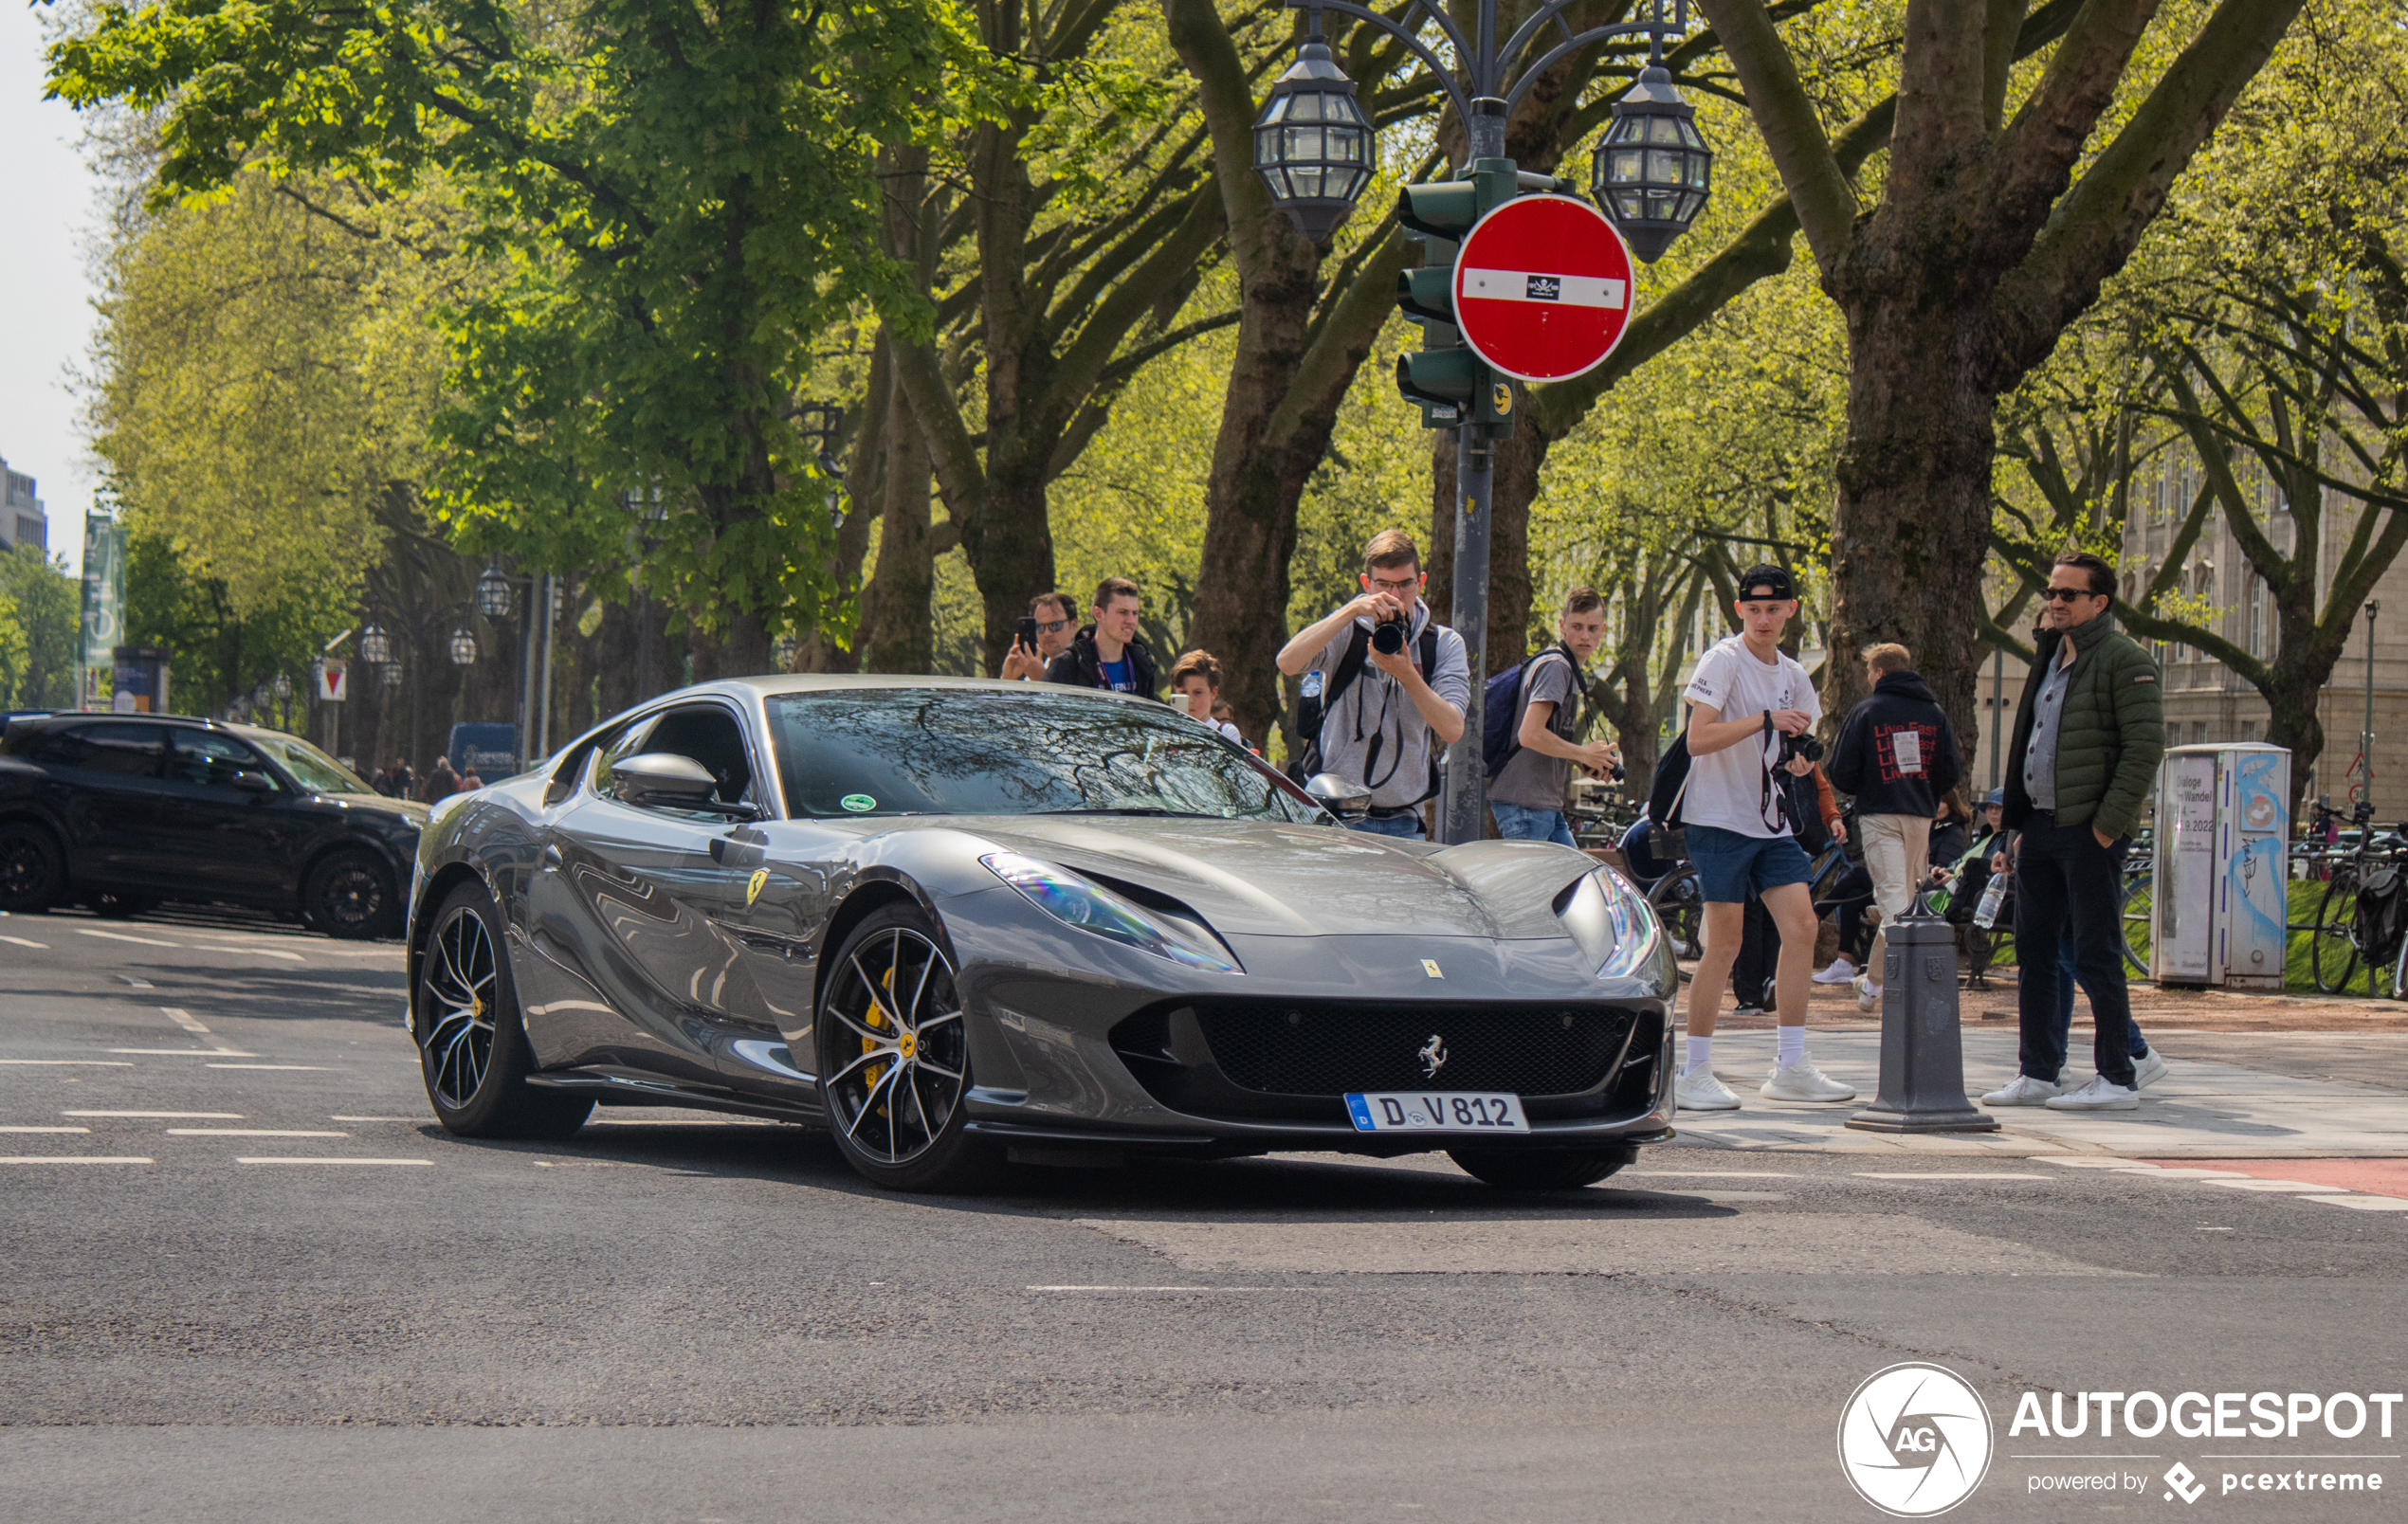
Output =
[{"x1": 1015, "y1": 616, "x2": 1038, "y2": 652}]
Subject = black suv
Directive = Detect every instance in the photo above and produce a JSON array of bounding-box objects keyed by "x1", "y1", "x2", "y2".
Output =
[{"x1": 0, "y1": 713, "x2": 429, "y2": 937}]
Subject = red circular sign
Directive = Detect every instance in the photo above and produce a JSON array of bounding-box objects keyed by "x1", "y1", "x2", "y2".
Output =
[{"x1": 1450, "y1": 194, "x2": 1636, "y2": 384}]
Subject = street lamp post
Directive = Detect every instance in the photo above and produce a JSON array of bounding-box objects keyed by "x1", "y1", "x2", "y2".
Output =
[
  {"x1": 2365, "y1": 600, "x2": 2379, "y2": 811},
  {"x1": 1252, "y1": 0, "x2": 1707, "y2": 843}
]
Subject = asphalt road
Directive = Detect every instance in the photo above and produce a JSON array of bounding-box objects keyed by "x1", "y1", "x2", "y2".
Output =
[{"x1": 2, "y1": 905, "x2": 2403, "y2": 1523}]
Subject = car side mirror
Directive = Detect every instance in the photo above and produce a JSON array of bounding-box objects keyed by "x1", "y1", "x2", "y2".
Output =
[
  {"x1": 1304, "y1": 771, "x2": 1373, "y2": 823},
  {"x1": 230, "y1": 771, "x2": 274, "y2": 794},
  {"x1": 609, "y1": 753, "x2": 758, "y2": 817}
]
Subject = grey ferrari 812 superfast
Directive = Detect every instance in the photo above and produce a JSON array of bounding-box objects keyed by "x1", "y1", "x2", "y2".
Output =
[{"x1": 405, "y1": 678, "x2": 1675, "y2": 1190}]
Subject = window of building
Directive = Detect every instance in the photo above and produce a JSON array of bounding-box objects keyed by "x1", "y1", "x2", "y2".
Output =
[
  {"x1": 2249, "y1": 580, "x2": 2265, "y2": 659},
  {"x1": 2192, "y1": 722, "x2": 2208, "y2": 746}
]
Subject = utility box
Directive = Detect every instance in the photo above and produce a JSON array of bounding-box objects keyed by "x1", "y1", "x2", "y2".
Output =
[{"x1": 2152, "y1": 742, "x2": 2289, "y2": 989}]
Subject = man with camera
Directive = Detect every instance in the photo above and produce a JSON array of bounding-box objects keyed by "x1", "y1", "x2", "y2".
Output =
[
  {"x1": 1045, "y1": 576, "x2": 1159, "y2": 698},
  {"x1": 1829, "y1": 642, "x2": 1962, "y2": 1012},
  {"x1": 1000, "y1": 591, "x2": 1076, "y2": 680},
  {"x1": 1673, "y1": 564, "x2": 1856, "y2": 1110},
  {"x1": 1487, "y1": 587, "x2": 1622, "y2": 847},
  {"x1": 1276, "y1": 529, "x2": 1469, "y2": 840}
]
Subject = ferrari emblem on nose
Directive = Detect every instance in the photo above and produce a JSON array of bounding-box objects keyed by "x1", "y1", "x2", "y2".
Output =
[
  {"x1": 745, "y1": 868, "x2": 768, "y2": 907},
  {"x1": 1418, "y1": 1034, "x2": 1448, "y2": 1079},
  {"x1": 1421, "y1": 958, "x2": 1444, "y2": 978}
]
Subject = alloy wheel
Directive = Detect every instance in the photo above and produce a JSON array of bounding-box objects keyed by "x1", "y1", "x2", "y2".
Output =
[
  {"x1": 821, "y1": 926, "x2": 968, "y2": 1166},
  {"x1": 315, "y1": 857, "x2": 389, "y2": 937},
  {"x1": 421, "y1": 905, "x2": 498, "y2": 1109}
]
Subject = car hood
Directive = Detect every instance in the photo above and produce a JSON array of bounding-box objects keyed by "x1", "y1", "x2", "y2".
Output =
[
  {"x1": 915, "y1": 815, "x2": 1595, "y2": 940},
  {"x1": 314, "y1": 790, "x2": 430, "y2": 828}
]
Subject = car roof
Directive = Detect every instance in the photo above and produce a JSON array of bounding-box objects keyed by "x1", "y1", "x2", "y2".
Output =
[
  {"x1": 675, "y1": 674, "x2": 1165, "y2": 704},
  {"x1": 20, "y1": 711, "x2": 259, "y2": 734}
]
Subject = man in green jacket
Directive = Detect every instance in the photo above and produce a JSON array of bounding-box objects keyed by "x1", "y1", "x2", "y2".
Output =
[{"x1": 1984, "y1": 551, "x2": 2165, "y2": 1112}]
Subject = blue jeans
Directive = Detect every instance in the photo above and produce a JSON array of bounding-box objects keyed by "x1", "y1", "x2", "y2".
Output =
[
  {"x1": 1349, "y1": 812, "x2": 1425, "y2": 840},
  {"x1": 2015, "y1": 816, "x2": 2137, "y2": 1087},
  {"x1": 1491, "y1": 802, "x2": 1576, "y2": 847},
  {"x1": 2057, "y1": 907, "x2": 2148, "y2": 1060}
]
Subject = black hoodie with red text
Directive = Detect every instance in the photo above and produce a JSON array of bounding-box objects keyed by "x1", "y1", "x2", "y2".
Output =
[{"x1": 1829, "y1": 669, "x2": 1963, "y2": 818}]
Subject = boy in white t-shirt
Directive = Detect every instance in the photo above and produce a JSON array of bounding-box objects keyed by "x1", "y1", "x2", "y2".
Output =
[{"x1": 1672, "y1": 565, "x2": 1856, "y2": 1112}]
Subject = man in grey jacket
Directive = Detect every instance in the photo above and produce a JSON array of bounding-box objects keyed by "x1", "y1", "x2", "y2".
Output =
[{"x1": 1276, "y1": 529, "x2": 1469, "y2": 839}]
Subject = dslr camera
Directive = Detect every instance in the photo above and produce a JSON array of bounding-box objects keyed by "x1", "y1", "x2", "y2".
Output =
[
  {"x1": 1779, "y1": 730, "x2": 1824, "y2": 766},
  {"x1": 1370, "y1": 610, "x2": 1410, "y2": 656}
]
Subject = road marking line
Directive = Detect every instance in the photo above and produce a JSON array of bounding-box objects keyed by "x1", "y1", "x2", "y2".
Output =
[
  {"x1": 195, "y1": 945, "x2": 305, "y2": 961},
  {"x1": 1622, "y1": 1170, "x2": 1800, "y2": 1178},
  {"x1": 233, "y1": 1156, "x2": 430, "y2": 1166},
  {"x1": 167, "y1": 1129, "x2": 348, "y2": 1137},
  {"x1": 0, "y1": 1060, "x2": 134, "y2": 1066},
  {"x1": 159, "y1": 1007, "x2": 212, "y2": 1036},
  {"x1": 330, "y1": 1116, "x2": 420, "y2": 1122},
  {"x1": 208, "y1": 1063, "x2": 331, "y2": 1071},
  {"x1": 1855, "y1": 1172, "x2": 2051, "y2": 1180},
  {"x1": 109, "y1": 1049, "x2": 260, "y2": 1058},
  {"x1": 116, "y1": 976, "x2": 154, "y2": 989},
  {"x1": 0, "y1": 1126, "x2": 90, "y2": 1134},
  {"x1": 77, "y1": 929, "x2": 181, "y2": 947},
  {"x1": 2300, "y1": 1194, "x2": 2408, "y2": 1211},
  {"x1": 0, "y1": 1155, "x2": 153, "y2": 1164},
  {"x1": 2204, "y1": 1179, "x2": 2342, "y2": 1191},
  {"x1": 1027, "y1": 1285, "x2": 1249, "y2": 1293},
  {"x1": 64, "y1": 1111, "x2": 244, "y2": 1118},
  {"x1": 0, "y1": 934, "x2": 47, "y2": 949}
]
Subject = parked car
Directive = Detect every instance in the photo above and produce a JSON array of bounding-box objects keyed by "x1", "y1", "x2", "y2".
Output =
[{"x1": 0, "y1": 712, "x2": 427, "y2": 937}]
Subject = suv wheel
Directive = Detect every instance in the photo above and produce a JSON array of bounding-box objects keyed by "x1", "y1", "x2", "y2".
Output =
[{"x1": 0, "y1": 822, "x2": 64, "y2": 915}]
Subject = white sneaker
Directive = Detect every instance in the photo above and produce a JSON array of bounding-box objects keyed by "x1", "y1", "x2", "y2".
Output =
[
  {"x1": 1980, "y1": 1075, "x2": 2062, "y2": 1106},
  {"x1": 2133, "y1": 1046, "x2": 2168, "y2": 1089},
  {"x1": 1675, "y1": 1068, "x2": 1742, "y2": 1112},
  {"x1": 2046, "y1": 1075, "x2": 2139, "y2": 1111},
  {"x1": 1812, "y1": 957, "x2": 1857, "y2": 985},
  {"x1": 1761, "y1": 1058, "x2": 1856, "y2": 1102},
  {"x1": 1731, "y1": 1005, "x2": 1765, "y2": 1019},
  {"x1": 1855, "y1": 976, "x2": 1881, "y2": 1012}
]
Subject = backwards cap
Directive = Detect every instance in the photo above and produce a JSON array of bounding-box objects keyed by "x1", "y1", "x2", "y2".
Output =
[{"x1": 1737, "y1": 563, "x2": 1795, "y2": 601}]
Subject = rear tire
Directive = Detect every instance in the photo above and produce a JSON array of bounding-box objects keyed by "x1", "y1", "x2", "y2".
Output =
[
  {"x1": 306, "y1": 849, "x2": 397, "y2": 940},
  {"x1": 0, "y1": 822, "x2": 64, "y2": 914},
  {"x1": 414, "y1": 881, "x2": 592, "y2": 1140},
  {"x1": 1646, "y1": 867, "x2": 1703, "y2": 961},
  {"x1": 1446, "y1": 1148, "x2": 1630, "y2": 1190},
  {"x1": 2312, "y1": 875, "x2": 2362, "y2": 994}
]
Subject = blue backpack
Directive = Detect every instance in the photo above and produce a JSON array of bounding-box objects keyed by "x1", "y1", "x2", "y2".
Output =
[{"x1": 1482, "y1": 644, "x2": 1577, "y2": 782}]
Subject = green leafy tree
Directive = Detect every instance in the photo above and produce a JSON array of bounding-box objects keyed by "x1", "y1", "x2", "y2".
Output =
[{"x1": 0, "y1": 548, "x2": 82, "y2": 709}]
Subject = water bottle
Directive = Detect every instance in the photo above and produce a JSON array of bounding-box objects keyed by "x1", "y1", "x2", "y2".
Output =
[{"x1": 1973, "y1": 875, "x2": 2008, "y2": 930}]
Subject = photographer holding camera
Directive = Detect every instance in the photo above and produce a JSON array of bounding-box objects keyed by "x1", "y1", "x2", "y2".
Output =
[
  {"x1": 1673, "y1": 564, "x2": 1856, "y2": 1111},
  {"x1": 1276, "y1": 529, "x2": 1469, "y2": 839}
]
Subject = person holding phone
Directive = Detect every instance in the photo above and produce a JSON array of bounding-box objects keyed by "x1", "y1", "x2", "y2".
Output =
[{"x1": 1000, "y1": 591, "x2": 1077, "y2": 680}]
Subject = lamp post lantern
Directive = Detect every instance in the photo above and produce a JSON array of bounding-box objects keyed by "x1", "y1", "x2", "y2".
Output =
[
  {"x1": 475, "y1": 564, "x2": 515, "y2": 620},
  {"x1": 357, "y1": 624, "x2": 392, "y2": 665},
  {"x1": 449, "y1": 628, "x2": 479, "y2": 667},
  {"x1": 1252, "y1": 0, "x2": 1705, "y2": 843}
]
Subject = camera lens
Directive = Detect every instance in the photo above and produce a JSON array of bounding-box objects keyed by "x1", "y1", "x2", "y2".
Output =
[{"x1": 1371, "y1": 620, "x2": 1407, "y2": 656}]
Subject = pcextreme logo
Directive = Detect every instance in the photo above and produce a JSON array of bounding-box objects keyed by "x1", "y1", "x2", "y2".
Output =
[{"x1": 1837, "y1": 1363, "x2": 1996, "y2": 1517}]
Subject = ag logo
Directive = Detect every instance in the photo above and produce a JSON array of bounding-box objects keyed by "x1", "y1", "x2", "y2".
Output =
[
  {"x1": 1836, "y1": 1363, "x2": 1993, "y2": 1516},
  {"x1": 745, "y1": 868, "x2": 769, "y2": 907}
]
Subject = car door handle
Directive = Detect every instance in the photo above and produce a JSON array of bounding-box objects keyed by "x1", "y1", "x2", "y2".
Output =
[{"x1": 709, "y1": 836, "x2": 731, "y2": 863}]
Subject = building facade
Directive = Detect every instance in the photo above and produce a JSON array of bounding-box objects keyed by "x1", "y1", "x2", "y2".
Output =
[{"x1": 1, "y1": 457, "x2": 47, "y2": 554}]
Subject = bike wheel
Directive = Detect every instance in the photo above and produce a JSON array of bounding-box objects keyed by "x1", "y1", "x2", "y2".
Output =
[
  {"x1": 2311, "y1": 874, "x2": 2362, "y2": 994},
  {"x1": 1647, "y1": 867, "x2": 1704, "y2": 963},
  {"x1": 2119, "y1": 873, "x2": 2153, "y2": 976}
]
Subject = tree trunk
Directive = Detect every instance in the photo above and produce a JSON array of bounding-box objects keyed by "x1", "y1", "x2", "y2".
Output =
[
  {"x1": 1824, "y1": 301, "x2": 1999, "y2": 749},
  {"x1": 863, "y1": 365, "x2": 936, "y2": 675}
]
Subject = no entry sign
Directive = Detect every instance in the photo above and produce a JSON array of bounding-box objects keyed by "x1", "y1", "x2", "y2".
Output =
[{"x1": 1451, "y1": 194, "x2": 1636, "y2": 384}]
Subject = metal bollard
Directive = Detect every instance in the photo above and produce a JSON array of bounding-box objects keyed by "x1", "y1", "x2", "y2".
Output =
[{"x1": 1844, "y1": 895, "x2": 1998, "y2": 1134}]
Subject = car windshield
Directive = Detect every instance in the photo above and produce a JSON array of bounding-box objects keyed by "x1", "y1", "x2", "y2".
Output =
[
  {"x1": 245, "y1": 730, "x2": 374, "y2": 795},
  {"x1": 766, "y1": 689, "x2": 1320, "y2": 823}
]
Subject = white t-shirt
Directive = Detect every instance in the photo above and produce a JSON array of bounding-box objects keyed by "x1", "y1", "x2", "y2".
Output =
[{"x1": 1680, "y1": 635, "x2": 1822, "y2": 839}]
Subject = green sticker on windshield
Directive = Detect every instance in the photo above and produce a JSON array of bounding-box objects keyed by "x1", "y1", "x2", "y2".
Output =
[{"x1": 840, "y1": 794, "x2": 877, "y2": 813}]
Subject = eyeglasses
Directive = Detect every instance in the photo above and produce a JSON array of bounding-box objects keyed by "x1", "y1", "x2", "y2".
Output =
[
  {"x1": 1368, "y1": 574, "x2": 1420, "y2": 594},
  {"x1": 1034, "y1": 618, "x2": 1068, "y2": 633},
  {"x1": 2042, "y1": 586, "x2": 2101, "y2": 603}
]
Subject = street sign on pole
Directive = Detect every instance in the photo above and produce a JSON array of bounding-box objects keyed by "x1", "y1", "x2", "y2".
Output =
[
  {"x1": 1450, "y1": 194, "x2": 1636, "y2": 383},
  {"x1": 316, "y1": 659, "x2": 349, "y2": 703}
]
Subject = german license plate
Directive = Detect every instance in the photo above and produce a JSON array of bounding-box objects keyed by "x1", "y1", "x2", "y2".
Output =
[{"x1": 1344, "y1": 1091, "x2": 1529, "y2": 1134}]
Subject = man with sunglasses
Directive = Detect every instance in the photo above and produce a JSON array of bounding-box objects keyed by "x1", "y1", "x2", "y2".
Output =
[
  {"x1": 1000, "y1": 591, "x2": 1078, "y2": 681},
  {"x1": 1982, "y1": 551, "x2": 2164, "y2": 1113}
]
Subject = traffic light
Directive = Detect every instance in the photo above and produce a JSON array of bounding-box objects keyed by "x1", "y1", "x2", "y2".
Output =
[{"x1": 1394, "y1": 164, "x2": 1518, "y2": 433}]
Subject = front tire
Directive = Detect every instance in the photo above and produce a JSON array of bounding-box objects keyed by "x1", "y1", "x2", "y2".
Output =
[
  {"x1": 0, "y1": 822, "x2": 64, "y2": 914},
  {"x1": 415, "y1": 882, "x2": 591, "y2": 1139},
  {"x1": 1447, "y1": 1148, "x2": 1630, "y2": 1190},
  {"x1": 814, "y1": 902, "x2": 995, "y2": 1193},
  {"x1": 306, "y1": 849, "x2": 398, "y2": 940}
]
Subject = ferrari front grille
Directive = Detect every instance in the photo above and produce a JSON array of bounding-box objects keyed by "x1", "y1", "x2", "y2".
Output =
[{"x1": 1183, "y1": 1000, "x2": 1634, "y2": 1098}]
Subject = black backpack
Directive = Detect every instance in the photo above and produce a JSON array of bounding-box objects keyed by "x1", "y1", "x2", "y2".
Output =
[
  {"x1": 1645, "y1": 735, "x2": 1693, "y2": 861},
  {"x1": 1288, "y1": 621, "x2": 1441, "y2": 786},
  {"x1": 2357, "y1": 865, "x2": 2408, "y2": 970}
]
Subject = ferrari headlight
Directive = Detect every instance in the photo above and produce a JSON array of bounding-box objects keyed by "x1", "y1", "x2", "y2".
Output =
[
  {"x1": 1560, "y1": 867, "x2": 1662, "y2": 981},
  {"x1": 980, "y1": 851, "x2": 1240, "y2": 973}
]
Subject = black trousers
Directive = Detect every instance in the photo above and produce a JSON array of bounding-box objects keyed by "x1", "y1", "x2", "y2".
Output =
[
  {"x1": 1733, "y1": 894, "x2": 1779, "y2": 1011},
  {"x1": 2015, "y1": 814, "x2": 2137, "y2": 1087}
]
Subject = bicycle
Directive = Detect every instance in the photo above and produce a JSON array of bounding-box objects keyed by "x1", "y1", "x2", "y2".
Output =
[
  {"x1": 1642, "y1": 828, "x2": 1857, "y2": 969},
  {"x1": 2308, "y1": 815, "x2": 2408, "y2": 996}
]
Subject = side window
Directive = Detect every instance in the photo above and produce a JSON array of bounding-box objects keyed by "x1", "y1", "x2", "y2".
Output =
[
  {"x1": 639, "y1": 706, "x2": 757, "y2": 807},
  {"x1": 591, "y1": 717, "x2": 659, "y2": 798},
  {"x1": 546, "y1": 723, "x2": 625, "y2": 806},
  {"x1": 169, "y1": 730, "x2": 275, "y2": 789},
  {"x1": 26, "y1": 723, "x2": 165, "y2": 778}
]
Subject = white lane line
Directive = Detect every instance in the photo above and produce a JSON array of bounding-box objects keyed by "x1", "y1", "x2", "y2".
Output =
[
  {"x1": 64, "y1": 1111, "x2": 244, "y2": 1118},
  {"x1": 330, "y1": 1116, "x2": 420, "y2": 1122},
  {"x1": 2301, "y1": 1195, "x2": 2408, "y2": 1211},
  {"x1": 109, "y1": 1048, "x2": 259, "y2": 1057},
  {"x1": 2203, "y1": 1179, "x2": 2344, "y2": 1192},
  {"x1": 116, "y1": 976, "x2": 154, "y2": 989},
  {"x1": 1855, "y1": 1172, "x2": 2052, "y2": 1180},
  {"x1": 194, "y1": 945, "x2": 304, "y2": 961},
  {"x1": 77, "y1": 929, "x2": 182, "y2": 947},
  {"x1": 0, "y1": 934, "x2": 47, "y2": 949},
  {"x1": 1622, "y1": 1170, "x2": 1800, "y2": 1178},
  {"x1": 0, "y1": 1126, "x2": 90, "y2": 1134},
  {"x1": 208, "y1": 1063, "x2": 330, "y2": 1071},
  {"x1": 167, "y1": 1129, "x2": 348, "y2": 1137},
  {"x1": 2038, "y1": 1158, "x2": 2140, "y2": 1168},
  {"x1": 159, "y1": 1007, "x2": 213, "y2": 1036},
  {"x1": 0, "y1": 1156, "x2": 153, "y2": 1164},
  {"x1": 0, "y1": 1060, "x2": 134, "y2": 1067},
  {"x1": 234, "y1": 1157, "x2": 430, "y2": 1166}
]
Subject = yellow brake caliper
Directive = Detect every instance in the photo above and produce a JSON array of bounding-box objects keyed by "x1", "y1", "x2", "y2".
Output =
[{"x1": 864, "y1": 963, "x2": 901, "y2": 1116}]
